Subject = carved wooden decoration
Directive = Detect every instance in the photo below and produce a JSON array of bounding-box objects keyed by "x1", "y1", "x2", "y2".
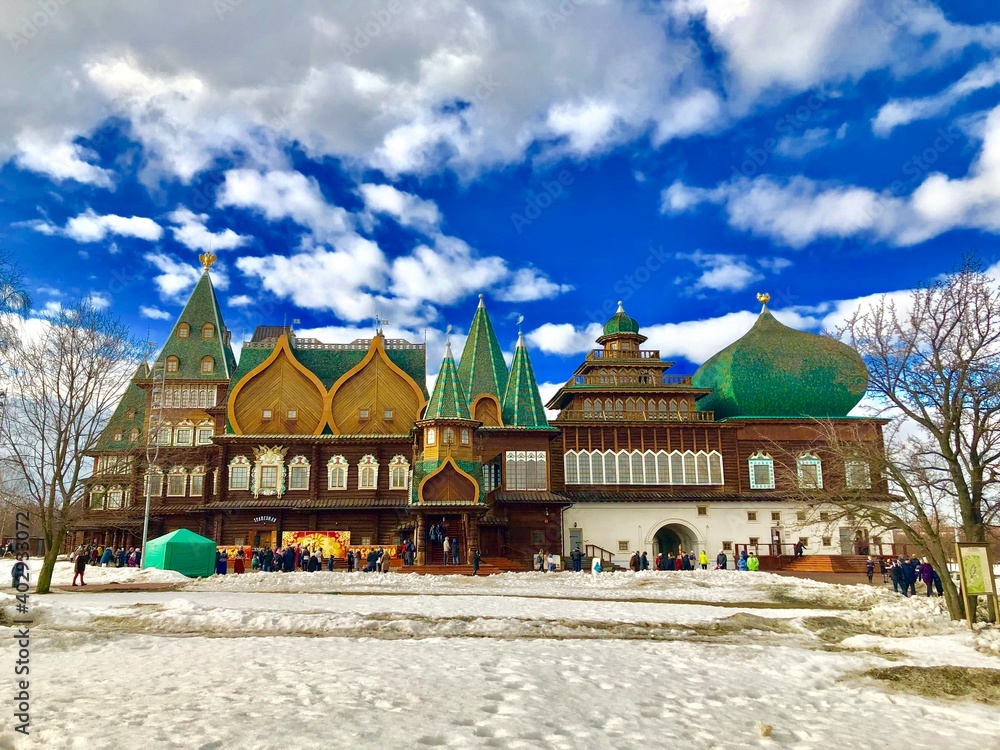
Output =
[{"x1": 418, "y1": 456, "x2": 480, "y2": 503}]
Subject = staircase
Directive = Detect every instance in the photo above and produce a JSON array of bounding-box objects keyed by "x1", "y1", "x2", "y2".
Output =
[
  {"x1": 426, "y1": 526, "x2": 465, "y2": 566},
  {"x1": 782, "y1": 554, "x2": 869, "y2": 573}
]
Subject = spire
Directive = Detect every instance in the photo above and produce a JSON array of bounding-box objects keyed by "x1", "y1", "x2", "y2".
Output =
[
  {"x1": 756, "y1": 292, "x2": 770, "y2": 312},
  {"x1": 502, "y1": 332, "x2": 548, "y2": 428},
  {"x1": 458, "y1": 294, "x2": 509, "y2": 404},
  {"x1": 425, "y1": 337, "x2": 472, "y2": 420},
  {"x1": 154, "y1": 268, "x2": 237, "y2": 380}
]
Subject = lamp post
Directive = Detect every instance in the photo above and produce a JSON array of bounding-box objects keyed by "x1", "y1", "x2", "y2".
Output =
[{"x1": 140, "y1": 343, "x2": 164, "y2": 566}]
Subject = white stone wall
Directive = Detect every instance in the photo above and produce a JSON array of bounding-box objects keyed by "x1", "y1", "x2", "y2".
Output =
[{"x1": 562, "y1": 502, "x2": 883, "y2": 566}]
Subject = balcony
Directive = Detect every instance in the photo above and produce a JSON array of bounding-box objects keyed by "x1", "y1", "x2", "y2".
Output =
[
  {"x1": 586, "y1": 349, "x2": 662, "y2": 361},
  {"x1": 571, "y1": 374, "x2": 693, "y2": 386},
  {"x1": 556, "y1": 409, "x2": 715, "y2": 422}
]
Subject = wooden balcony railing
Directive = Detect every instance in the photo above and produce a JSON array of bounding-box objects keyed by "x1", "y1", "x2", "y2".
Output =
[
  {"x1": 571, "y1": 374, "x2": 693, "y2": 386},
  {"x1": 586, "y1": 349, "x2": 662, "y2": 360},
  {"x1": 555, "y1": 409, "x2": 715, "y2": 422}
]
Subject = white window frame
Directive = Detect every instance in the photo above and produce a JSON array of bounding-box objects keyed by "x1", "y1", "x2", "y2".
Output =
[
  {"x1": 90, "y1": 485, "x2": 105, "y2": 509},
  {"x1": 106, "y1": 486, "x2": 124, "y2": 509},
  {"x1": 358, "y1": 454, "x2": 379, "y2": 490},
  {"x1": 748, "y1": 451, "x2": 775, "y2": 490},
  {"x1": 845, "y1": 459, "x2": 871, "y2": 489},
  {"x1": 173, "y1": 427, "x2": 194, "y2": 446},
  {"x1": 167, "y1": 468, "x2": 187, "y2": 497},
  {"x1": 797, "y1": 452, "x2": 824, "y2": 489},
  {"x1": 327, "y1": 455, "x2": 348, "y2": 490},
  {"x1": 190, "y1": 470, "x2": 205, "y2": 497},
  {"x1": 288, "y1": 455, "x2": 310, "y2": 491},
  {"x1": 426, "y1": 427, "x2": 436, "y2": 446},
  {"x1": 229, "y1": 456, "x2": 250, "y2": 491},
  {"x1": 389, "y1": 455, "x2": 409, "y2": 490},
  {"x1": 197, "y1": 427, "x2": 214, "y2": 445}
]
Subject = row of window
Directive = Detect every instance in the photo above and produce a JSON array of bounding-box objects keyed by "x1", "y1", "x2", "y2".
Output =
[
  {"x1": 505, "y1": 451, "x2": 548, "y2": 491},
  {"x1": 227, "y1": 454, "x2": 411, "y2": 492},
  {"x1": 164, "y1": 355, "x2": 215, "y2": 374},
  {"x1": 581, "y1": 398, "x2": 690, "y2": 415},
  {"x1": 748, "y1": 452, "x2": 872, "y2": 490},
  {"x1": 176, "y1": 322, "x2": 216, "y2": 340},
  {"x1": 425, "y1": 427, "x2": 471, "y2": 446},
  {"x1": 154, "y1": 385, "x2": 220, "y2": 410},
  {"x1": 89, "y1": 485, "x2": 131, "y2": 509},
  {"x1": 564, "y1": 450, "x2": 724, "y2": 486},
  {"x1": 148, "y1": 422, "x2": 215, "y2": 447}
]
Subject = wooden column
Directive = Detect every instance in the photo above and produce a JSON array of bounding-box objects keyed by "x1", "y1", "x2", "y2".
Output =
[{"x1": 415, "y1": 513, "x2": 425, "y2": 566}]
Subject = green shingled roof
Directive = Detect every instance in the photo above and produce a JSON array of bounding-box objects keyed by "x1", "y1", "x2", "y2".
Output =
[
  {"x1": 425, "y1": 341, "x2": 471, "y2": 420},
  {"x1": 94, "y1": 362, "x2": 149, "y2": 451},
  {"x1": 692, "y1": 305, "x2": 869, "y2": 419},
  {"x1": 603, "y1": 301, "x2": 640, "y2": 336},
  {"x1": 458, "y1": 295, "x2": 509, "y2": 404},
  {"x1": 154, "y1": 271, "x2": 236, "y2": 380},
  {"x1": 501, "y1": 333, "x2": 549, "y2": 428}
]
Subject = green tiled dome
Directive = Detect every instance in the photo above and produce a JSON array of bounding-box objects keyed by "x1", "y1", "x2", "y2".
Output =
[
  {"x1": 692, "y1": 306, "x2": 868, "y2": 419},
  {"x1": 603, "y1": 301, "x2": 640, "y2": 336}
]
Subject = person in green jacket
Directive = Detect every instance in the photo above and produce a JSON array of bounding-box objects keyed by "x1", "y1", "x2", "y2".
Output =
[
  {"x1": 747, "y1": 552, "x2": 760, "y2": 571},
  {"x1": 698, "y1": 550, "x2": 709, "y2": 569}
]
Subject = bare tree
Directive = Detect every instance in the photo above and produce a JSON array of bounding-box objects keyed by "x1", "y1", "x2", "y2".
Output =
[{"x1": 0, "y1": 302, "x2": 143, "y2": 593}]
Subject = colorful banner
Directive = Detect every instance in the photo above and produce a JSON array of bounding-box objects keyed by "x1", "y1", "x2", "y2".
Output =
[
  {"x1": 216, "y1": 545, "x2": 249, "y2": 558},
  {"x1": 281, "y1": 530, "x2": 352, "y2": 558}
]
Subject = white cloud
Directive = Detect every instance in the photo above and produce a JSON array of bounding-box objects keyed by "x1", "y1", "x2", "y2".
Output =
[
  {"x1": 390, "y1": 235, "x2": 505, "y2": 308},
  {"x1": 31, "y1": 209, "x2": 163, "y2": 243},
  {"x1": 139, "y1": 305, "x2": 172, "y2": 320},
  {"x1": 774, "y1": 127, "x2": 836, "y2": 158},
  {"x1": 677, "y1": 252, "x2": 762, "y2": 292},
  {"x1": 166, "y1": 206, "x2": 250, "y2": 252},
  {"x1": 358, "y1": 183, "x2": 441, "y2": 232},
  {"x1": 13, "y1": 132, "x2": 114, "y2": 188},
  {"x1": 494, "y1": 267, "x2": 573, "y2": 303},
  {"x1": 873, "y1": 58, "x2": 1000, "y2": 136},
  {"x1": 145, "y1": 252, "x2": 229, "y2": 299},
  {"x1": 85, "y1": 292, "x2": 111, "y2": 311},
  {"x1": 526, "y1": 322, "x2": 603, "y2": 356},
  {"x1": 227, "y1": 295, "x2": 254, "y2": 308}
]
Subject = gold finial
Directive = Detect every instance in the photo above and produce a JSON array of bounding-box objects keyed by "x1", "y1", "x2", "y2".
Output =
[
  {"x1": 199, "y1": 252, "x2": 217, "y2": 271},
  {"x1": 756, "y1": 292, "x2": 770, "y2": 307}
]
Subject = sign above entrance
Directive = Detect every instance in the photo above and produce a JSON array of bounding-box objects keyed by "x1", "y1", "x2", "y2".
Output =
[{"x1": 253, "y1": 515, "x2": 278, "y2": 524}]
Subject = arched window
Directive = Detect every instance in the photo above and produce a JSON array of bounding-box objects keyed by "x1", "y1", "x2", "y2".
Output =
[
  {"x1": 708, "y1": 452, "x2": 724, "y2": 485},
  {"x1": 590, "y1": 451, "x2": 604, "y2": 483},
  {"x1": 461, "y1": 428, "x2": 470, "y2": 445},
  {"x1": 696, "y1": 453, "x2": 709, "y2": 484},
  {"x1": 625, "y1": 398, "x2": 635, "y2": 412},
  {"x1": 679, "y1": 400, "x2": 689, "y2": 413},
  {"x1": 659, "y1": 399, "x2": 668, "y2": 414},
  {"x1": 578, "y1": 451, "x2": 591, "y2": 484},
  {"x1": 443, "y1": 427, "x2": 455, "y2": 444},
  {"x1": 327, "y1": 455, "x2": 347, "y2": 490},
  {"x1": 683, "y1": 452, "x2": 697, "y2": 483},
  {"x1": 593, "y1": 400, "x2": 602, "y2": 414},
  {"x1": 165, "y1": 356, "x2": 179, "y2": 373},
  {"x1": 389, "y1": 455, "x2": 409, "y2": 490},
  {"x1": 288, "y1": 456, "x2": 310, "y2": 490},
  {"x1": 748, "y1": 451, "x2": 775, "y2": 490},
  {"x1": 797, "y1": 452, "x2": 823, "y2": 488},
  {"x1": 202, "y1": 323, "x2": 215, "y2": 340},
  {"x1": 129, "y1": 428, "x2": 139, "y2": 442},
  {"x1": 426, "y1": 427, "x2": 436, "y2": 446},
  {"x1": 177, "y1": 323, "x2": 190, "y2": 339},
  {"x1": 617, "y1": 452, "x2": 630, "y2": 484},
  {"x1": 200, "y1": 356, "x2": 215, "y2": 374},
  {"x1": 564, "y1": 452, "x2": 578, "y2": 484},
  {"x1": 604, "y1": 399, "x2": 612, "y2": 412},
  {"x1": 614, "y1": 399, "x2": 624, "y2": 413},
  {"x1": 669, "y1": 399, "x2": 678, "y2": 412},
  {"x1": 583, "y1": 399, "x2": 593, "y2": 414},
  {"x1": 358, "y1": 454, "x2": 379, "y2": 489}
]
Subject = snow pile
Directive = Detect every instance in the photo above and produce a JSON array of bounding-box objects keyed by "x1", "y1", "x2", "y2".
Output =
[{"x1": 0, "y1": 558, "x2": 191, "y2": 586}]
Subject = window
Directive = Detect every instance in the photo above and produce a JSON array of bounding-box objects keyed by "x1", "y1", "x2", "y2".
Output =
[
  {"x1": 771, "y1": 511, "x2": 781, "y2": 522},
  {"x1": 846, "y1": 460, "x2": 871, "y2": 489},
  {"x1": 90, "y1": 486, "x2": 105, "y2": 509},
  {"x1": 384, "y1": 409, "x2": 394, "y2": 421},
  {"x1": 165, "y1": 356, "x2": 179, "y2": 373},
  {"x1": 327, "y1": 456, "x2": 347, "y2": 490},
  {"x1": 819, "y1": 511, "x2": 830, "y2": 522},
  {"x1": 202, "y1": 323, "x2": 215, "y2": 340},
  {"x1": 260, "y1": 466, "x2": 278, "y2": 491},
  {"x1": 505, "y1": 451, "x2": 547, "y2": 491},
  {"x1": 229, "y1": 457, "x2": 250, "y2": 491},
  {"x1": 389, "y1": 455, "x2": 409, "y2": 490},
  {"x1": 748, "y1": 451, "x2": 775, "y2": 489},
  {"x1": 287, "y1": 410, "x2": 297, "y2": 420},
  {"x1": 173, "y1": 428, "x2": 193, "y2": 446},
  {"x1": 562, "y1": 449, "x2": 723, "y2": 486},
  {"x1": 288, "y1": 456, "x2": 310, "y2": 490},
  {"x1": 797, "y1": 452, "x2": 823, "y2": 489},
  {"x1": 697, "y1": 505, "x2": 708, "y2": 516},
  {"x1": 157, "y1": 425, "x2": 172, "y2": 445},
  {"x1": 197, "y1": 427, "x2": 214, "y2": 445},
  {"x1": 113, "y1": 431, "x2": 123, "y2": 442},
  {"x1": 359, "y1": 408, "x2": 370, "y2": 421},
  {"x1": 618, "y1": 541, "x2": 630, "y2": 552},
  {"x1": 749, "y1": 537, "x2": 759, "y2": 547},
  {"x1": 747, "y1": 511, "x2": 758, "y2": 522},
  {"x1": 461, "y1": 428, "x2": 470, "y2": 445},
  {"x1": 262, "y1": 409, "x2": 272, "y2": 421},
  {"x1": 106, "y1": 486, "x2": 124, "y2": 509},
  {"x1": 722, "y1": 541, "x2": 732, "y2": 552},
  {"x1": 190, "y1": 472, "x2": 204, "y2": 497},
  {"x1": 126, "y1": 409, "x2": 136, "y2": 420},
  {"x1": 426, "y1": 427, "x2": 436, "y2": 446},
  {"x1": 796, "y1": 511, "x2": 806, "y2": 522},
  {"x1": 200, "y1": 356, "x2": 215, "y2": 374},
  {"x1": 167, "y1": 470, "x2": 186, "y2": 497},
  {"x1": 482, "y1": 458, "x2": 502, "y2": 493},
  {"x1": 443, "y1": 427, "x2": 455, "y2": 444},
  {"x1": 358, "y1": 455, "x2": 379, "y2": 489},
  {"x1": 177, "y1": 323, "x2": 190, "y2": 339},
  {"x1": 145, "y1": 470, "x2": 163, "y2": 497},
  {"x1": 822, "y1": 536, "x2": 832, "y2": 547},
  {"x1": 129, "y1": 428, "x2": 139, "y2": 442}
]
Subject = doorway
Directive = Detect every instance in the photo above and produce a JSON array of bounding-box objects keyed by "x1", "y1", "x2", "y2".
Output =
[
  {"x1": 653, "y1": 523, "x2": 697, "y2": 556},
  {"x1": 568, "y1": 527, "x2": 583, "y2": 556}
]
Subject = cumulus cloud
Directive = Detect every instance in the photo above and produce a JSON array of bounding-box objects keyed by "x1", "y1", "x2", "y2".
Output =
[
  {"x1": 166, "y1": 206, "x2": 250, "y2": 251},
  {"x1": 139, "y1": 305, "x2": 172, "y2": 320},
  {"x1": 30, "y1": 209, "x2": 163, "y2": 243},
  {"x1": 146, "y1": 252, "x2": 228, "y2": 299},
  {"x1": 358, "y1": 183, "x2": 441, "y2": 233},
  {"x1": 227, "y1": 295, "x2": 254, "y2": 308},
  {"x1": 13, "y1": 132, "x2": 114, "y2": 188}
]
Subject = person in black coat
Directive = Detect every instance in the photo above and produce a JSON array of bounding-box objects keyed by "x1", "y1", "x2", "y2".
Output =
[
  {"x1": 570, "y1": 547, "x2": 583, "y2": 572},
  {"x1": 471, "y1": 548, "x2": 482, "y2": 576},
  {"x1": 716, "y1": 550, "x2": 728, "y2": 570},
  {"x1": 11, "y1": 556, "x2": 27, "y2": 589},
  {"x1": 283, "y1": 546, "x2": 295, "y2": 573},
  {"x1": 640, "y1": 551, "x2": 649, "y2": 570},
  {"x1": 73, "y1": 552, "x2": 88, "y2": 586}
]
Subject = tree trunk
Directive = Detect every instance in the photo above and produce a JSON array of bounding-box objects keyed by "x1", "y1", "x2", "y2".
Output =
[{"x1": 34, "y1": 528, "x2": 67, "y2": 595}]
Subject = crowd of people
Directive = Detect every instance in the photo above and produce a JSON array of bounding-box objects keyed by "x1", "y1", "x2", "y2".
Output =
[{"x1": 870, "y1": 554, "x2": 945, "y2": 597}]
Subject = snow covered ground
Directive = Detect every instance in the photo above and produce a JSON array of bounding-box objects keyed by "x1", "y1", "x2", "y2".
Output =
[{"x1": 0, "y1": 560, "x2": 997, "y2": 749}]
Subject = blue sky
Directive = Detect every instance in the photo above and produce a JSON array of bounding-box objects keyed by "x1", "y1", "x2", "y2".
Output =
[{"x1": 1, "y1": 0, "x2": 998, "y2": 399}]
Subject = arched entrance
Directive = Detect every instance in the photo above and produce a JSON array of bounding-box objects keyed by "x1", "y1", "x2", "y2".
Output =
[{"x1": 654, "y1": 523, "x2": 698, "y2": 556}]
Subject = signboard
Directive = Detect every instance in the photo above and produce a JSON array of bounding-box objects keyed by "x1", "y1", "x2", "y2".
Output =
[
  {"x1": 955, "y1": 542, "x2": 998, "y2": 627},
  {"x1": 282, "y1": 531, "x2": 351, "y2": 558}
]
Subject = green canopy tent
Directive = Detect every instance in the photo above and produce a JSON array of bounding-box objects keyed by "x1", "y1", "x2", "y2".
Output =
[{"x1": 143, "y1": 528, "x2": 217, "y2": 578}]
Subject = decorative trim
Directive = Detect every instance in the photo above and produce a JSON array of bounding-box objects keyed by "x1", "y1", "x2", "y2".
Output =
[{"x1": 417, "y1": 456, "x2": 481, "y2": 503}]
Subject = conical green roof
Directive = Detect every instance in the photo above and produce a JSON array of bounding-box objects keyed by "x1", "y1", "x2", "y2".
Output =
[
  {"x1": 458, "y1": 295, "x2": 509, "y2": 403},
  {"x1": 154, "y1": 270, "x2": 237, "y2": 380},
  {"x1": 94, "y1": 361, "x2": 149, "y2": 451},
  {"x1": 692, "y1": 304, "x2": 868, "y2": 419},
  {"x1": 425, "y1": 341, "x2": 472, "y2": 420},
  {"x1": 603, "y1": 301, "x2": 640, "y2": 336},
  {"x1": 502, "y1": 332, "x2": 549, "y2": 428}
]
